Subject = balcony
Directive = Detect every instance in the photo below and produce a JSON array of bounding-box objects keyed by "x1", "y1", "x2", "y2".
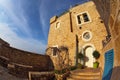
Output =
[{"x1": 102, "y1": 35, "x2": 111, "y2": 47}]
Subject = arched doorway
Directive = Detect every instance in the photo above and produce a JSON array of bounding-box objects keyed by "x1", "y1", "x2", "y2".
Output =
[{"x1": 84, "y1": 46, "x2": 94, "y2": 67}]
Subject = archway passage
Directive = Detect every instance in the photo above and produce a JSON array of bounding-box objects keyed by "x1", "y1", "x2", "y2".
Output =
[{"x1": 85, "y1": 46, "x2": 94, "y2": 67}]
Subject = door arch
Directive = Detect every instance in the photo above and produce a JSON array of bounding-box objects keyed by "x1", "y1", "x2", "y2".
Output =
[{"x1": 83, "y1": 44, "x2": 95, "y2": 67}]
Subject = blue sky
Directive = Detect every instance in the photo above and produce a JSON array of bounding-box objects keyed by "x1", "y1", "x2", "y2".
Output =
[{"x1": 0, "y1": 0, "x2": 88, "y2": 54}]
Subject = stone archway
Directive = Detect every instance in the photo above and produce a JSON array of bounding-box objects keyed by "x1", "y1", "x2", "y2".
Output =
[
  {"x1": 84, "y1": 46, "x2": 94, "y2": 67},
  {"x1": 83, "y1": 44, "x2": 95, "y2": 67}
]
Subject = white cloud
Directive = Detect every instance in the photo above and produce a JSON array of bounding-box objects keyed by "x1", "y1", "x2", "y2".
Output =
[
  {"x1": 39, "y1": 0, "x2": 50, "y2": 39},
  {"x1": 39, "y1": 0, "x2": 68, "y2": 38},
  {"x1": 0, "y1": 23, "x2": 46, "y2": 54},
  {"x1": 0, "y1": 0, "x2": 32, "y2": 37},
  {"x1": 0, "y1": 0, "x2": 47, "y2": 54}
]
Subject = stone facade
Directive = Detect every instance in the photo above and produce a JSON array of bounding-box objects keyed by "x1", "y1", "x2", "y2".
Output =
[
  {"x1": 89, "y1": 0, "x2": 120, "y2": 80},
  {"x1": 0, "y1": 0, "x2": 119, "y2": 79},
  {"x1": 47, "y1": 1, "x2": 120, "y2": 80},
  {"x1": 92, "y1": 0, "x2": 111, "y2": 35},
  {"x1": 109, "y1": 0, "x2": 120, "y2": 67},
  {"x1": 93, "y1": 0, "x2": 120, "y2": 59},
  {"x1": 47, "y1": 1, "x2": 107, "y2": 70}
]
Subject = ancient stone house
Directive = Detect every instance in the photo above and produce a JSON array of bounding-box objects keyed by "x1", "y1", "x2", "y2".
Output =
[
  {"x1": 0, "y1": 0, "x2": 120, "y2": 80},
  {"x1": 47, "y1": 0, "x2": 120, "y2": 79},
  {"x1": 47, "y1": 1, "x2": 107, "y2": 69}
]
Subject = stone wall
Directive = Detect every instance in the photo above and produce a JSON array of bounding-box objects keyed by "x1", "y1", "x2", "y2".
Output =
[
  {"x1": 94, "y1": 0, "x2": 120, "y2": 66},
  {"x1": 92, "y1": 0, "x2": 111, "y2": 35},
  {"x1": 0, "y1": 42, "x2": 54, "y2": 78},
  {"x1": 70, "y1": 1, "x2": 107, "y2": 68},
  {"x1": 109, "y1": 1, "x2": 120, "y2": 79},
  {"x1": 48, "y1": 12, "x2": 76, "y2": 69},
  {"x1": 109, "y1": 0, "x2": 120, "y2": 67},
  {"x1": 0, "y1": 38, "x2": 9, "y2": 46},
  {"x1": 93, "y1": 0, "x2": 120, "y2": 80}
]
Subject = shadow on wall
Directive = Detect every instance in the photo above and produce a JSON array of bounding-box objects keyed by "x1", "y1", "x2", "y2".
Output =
[
  {"x1": 92, "y1": 0, "x2": 111, "y2": 35},
  {"x1": 48, "y1": 57, "x2": 54, "y2": 71},
  {"x1": 103, "y1": 66, "x2": 120, "y2": 80},
  {"x1": 110, "y1": 66, "x2": 120, "y2": 80}
]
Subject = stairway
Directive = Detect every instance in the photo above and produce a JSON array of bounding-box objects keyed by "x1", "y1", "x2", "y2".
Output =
[{"x1": 67, "y1": 68, "x2": 102, "y2": 80}]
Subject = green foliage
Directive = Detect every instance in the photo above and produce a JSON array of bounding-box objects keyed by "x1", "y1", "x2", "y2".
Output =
[
  {"x1": 54, "y1": 69, "x2": 65, "y2": 74},
  {"x1": 69, "y1": 66, "x2": 77, "y2": 71},
  {"x1": 54, "y1": 68, "x2": 69, "y2": 74},
  {"x1": 92, "y1": 50, "x2": 100, "y2": 59},
  {"x1": 93, "y1": 61, "x2": 99, "y2": 68},
  {"x1": 77, "y1": 52, "x2": 84, "y2": 59},
  {"x1": 54, "y1": 66, "x2": 77, "y2": 73}
]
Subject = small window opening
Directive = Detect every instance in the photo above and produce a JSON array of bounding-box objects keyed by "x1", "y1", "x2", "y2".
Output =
[
  {"x1": 77, "y1": 15, "x2": 81, "y2": 24},
  {"x1": 52, "y1": 47, "x2": 58, "y2": 56},
  {"x1": 76, "y1": 12, "x2": 90, "y2": 25},
  {"x1": 83, "y1": 13, "x2": 89, "y2": 22}
]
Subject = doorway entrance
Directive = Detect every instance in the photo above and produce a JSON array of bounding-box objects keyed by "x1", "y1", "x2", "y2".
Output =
[{"x1": 84, "y1": 46, "x2": 94, "y2": 67}]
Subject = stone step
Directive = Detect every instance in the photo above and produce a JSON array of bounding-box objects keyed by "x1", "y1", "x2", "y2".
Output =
[
  {"x1": 71, "y1": 68, "x2": 101, "y2": 73},
  {"x1": 69, "y1": 75, "x2": 100, "y2": 79},
  {"x1": 71, "y1": 74, "x2": 100, "y2": 77},
  {"x1": 67, "y1": 68, "x2": 101, "y2": 80},
  {"x1": 70, "y1": 72, "x2": 101, "y2": 76},
  {"x1": 67, "y1": 77, "x2": 100, "y2": 80}
]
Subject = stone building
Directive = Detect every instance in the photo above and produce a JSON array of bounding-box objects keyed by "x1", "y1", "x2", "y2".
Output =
[
  {"x1": 0, "y1": 0, "x2": 119, "y2": 80},
  {"x1": 47, "y1": 1, "x2": 107, "y2": 69},
  {"x1": 47, "y1": 0, "x2": 120, "y2": 80}
]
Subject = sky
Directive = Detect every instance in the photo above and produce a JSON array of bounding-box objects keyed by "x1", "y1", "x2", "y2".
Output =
[{"x1": 0, "y1": 0, "x2": 88, "y2": 54}]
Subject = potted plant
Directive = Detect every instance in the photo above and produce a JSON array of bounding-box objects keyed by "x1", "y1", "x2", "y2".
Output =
[{"x1": 92, "y1": 50, "x2": 100, "y2": 68}]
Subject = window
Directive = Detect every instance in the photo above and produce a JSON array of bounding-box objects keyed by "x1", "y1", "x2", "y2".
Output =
[
  {"x1": 82, "y1": 30, "x2": 92, "y2": 41},
  {"x1": 52, "y1": 45, "x2": 58, "y2": 57},
  {"x1": 76, "y1": 12, "x2": 90, "y2": 25},
  {"x1": 83, "y1": 13, "x2": 89, "y2": 22},
  {"x1": 83, "y1": 32, "x2": 90, "y2": 39},
  {"x1": 77, "y1": 15, "x2": 81, "y2": 24},
  {"x1": 56, "y1": 22, "x2": 60, "y2": 29},
  {"x1": 52, "y1": 47, "x2": 57, "y2": 56}
]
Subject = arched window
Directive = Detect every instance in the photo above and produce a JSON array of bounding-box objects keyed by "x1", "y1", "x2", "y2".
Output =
[
  {"x1": 56, "y1": 22, "x2": 60, "y2": 29},
  {"x1": 82, "y1": 30, "x2": 92, "y2": 41}
]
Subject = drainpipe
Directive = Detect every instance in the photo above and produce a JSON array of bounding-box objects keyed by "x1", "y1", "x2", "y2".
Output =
[
  {"x1": 69, "y1": 11, "x2": 73, "y2": 32},
  {"x1": 75, "y1": 35, "x2": 79, "y2": 66}
]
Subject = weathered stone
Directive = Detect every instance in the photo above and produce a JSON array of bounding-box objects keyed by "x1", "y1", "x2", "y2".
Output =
[{"x1": 47, "y1": 1, "x2": 107, "y2": 70}]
